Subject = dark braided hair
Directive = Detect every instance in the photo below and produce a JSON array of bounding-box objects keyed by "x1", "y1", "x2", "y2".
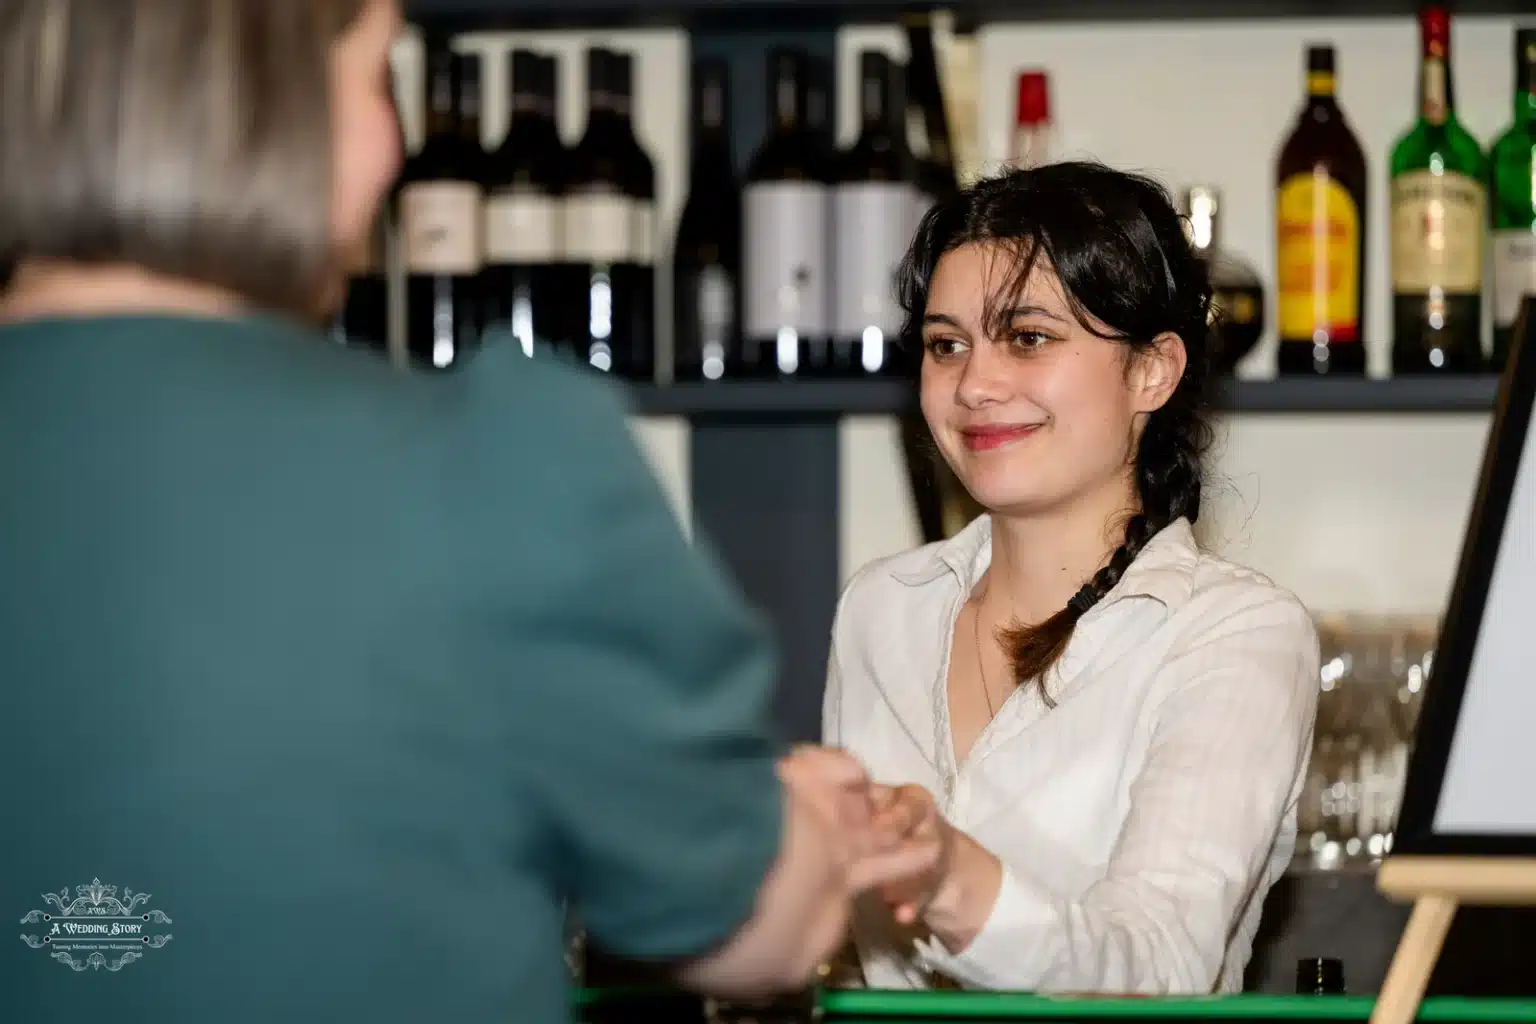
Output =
[{"x1": 896, "y1": 161, "x2": 1215, "y2": 705}]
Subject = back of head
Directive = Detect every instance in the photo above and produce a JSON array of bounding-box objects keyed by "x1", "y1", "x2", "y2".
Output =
[{"x1": 0, "y1": 0, "x2": 366, "y2": 319}]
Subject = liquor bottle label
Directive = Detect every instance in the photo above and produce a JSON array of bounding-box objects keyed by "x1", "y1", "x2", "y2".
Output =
[
  {"x1": 1276, "y1": 174, "x2": 1362, "y2": 342},
  {"x1": 833, "y1": 182, "x2": 917, "y2": 340},
  {"x1": 563, "y1": 189, "x2": 631, "y2": 264},
  {"x1": 743, "y1": 182, "x2": 830, "y2": 338},
  {"x1": 1491, "y1": 228, "x2": 1536, "y2": 330},
  {"x1": 401, "y1": 181, "x2": 483, "y2": 275},
  {"x1": 484, "y1": 190, "x2": 560, "y2": 264},
  {"x1": 1390, "y1": 170, "x2": 1485, "y2": 294},
  {"x1": 631, "y1": 203, "x2": 657, "y2": 266}
]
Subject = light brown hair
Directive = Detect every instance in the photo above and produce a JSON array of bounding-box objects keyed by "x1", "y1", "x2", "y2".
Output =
[{"x1": 0, "y1": 0, "x2": 367, "y2": 318}]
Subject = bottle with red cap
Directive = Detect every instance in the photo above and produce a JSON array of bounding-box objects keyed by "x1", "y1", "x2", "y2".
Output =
[
  {"x1": 1010, "y1": 70, "x2": 1053, "y2": 169},
  {"x1": 1388, "y1": 4, "x2": 1488, "y2": 375}
]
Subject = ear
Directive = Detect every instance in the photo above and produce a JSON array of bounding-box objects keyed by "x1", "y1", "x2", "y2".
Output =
[{"x1": 1128, "y1": 331, "x2": 1187, "y2": 414}]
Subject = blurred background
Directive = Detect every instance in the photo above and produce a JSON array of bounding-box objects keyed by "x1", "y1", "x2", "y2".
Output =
[{"x1": 353, "y1": 0, "x2": 1535, "y2": 997}]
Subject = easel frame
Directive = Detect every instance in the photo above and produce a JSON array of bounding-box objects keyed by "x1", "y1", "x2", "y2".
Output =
[{"x1": 1371, "y1": 297, "x2": 1536, "y2": 1024}]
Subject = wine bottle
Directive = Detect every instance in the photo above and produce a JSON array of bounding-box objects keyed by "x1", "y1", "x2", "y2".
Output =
[
  {"x1": 741, "y1": 49, "x2": 832, "y2": 378},
  {"x1": 1184, "y1": 186, "x2": 1264, "y2": 374},
  {"x1": 904, "y1": 19, "x2": 960, "y2": 221},
  {"x1": 563, "y1": 48, "x2": 654, "y2": 380},
  {"x1": 1390, "y1": 5, "x2": 1488, "y2": 375},
  {"x1": 672, "y1": 59, "x2": 741, "y2": 382},
  {"x1": 613, "y1": 51, "x2": 657, "y2": 382},
  {"x1": 1010, "y1": 71, "x2": 1052, "y2": 170},
  {"x1": 335, "y1": 214, "x2": 390, "y2": 353},
  {"x1": 832, "y1": 51, "x2": 914, "y2": 377},
  {"x1": 482, "y1": 49, "x2": 564, "y2": 360},
  {"x1": 1275, "y1": 44, "x2": 1368, "y2": 376},
  {"x1": 1490, "y1": 29, "x2": 1536, "y2": 372},
  {"x1": 399, "y1": 40, "x2": 484, "y2": 371}
]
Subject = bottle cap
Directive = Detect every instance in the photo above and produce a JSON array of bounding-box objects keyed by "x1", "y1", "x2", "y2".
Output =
[
  {"x1": 1420, "y1": 6, "x2": 1450, "y2": 47},
  {"x1": 1306, "y1": 45, "x2": 1335, "y2": 73},
  {"x1": 1016, "y1": 71, "x2": 1050, "y2": 126}
]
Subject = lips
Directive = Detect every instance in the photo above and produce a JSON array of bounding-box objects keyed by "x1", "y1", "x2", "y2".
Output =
[{"x1": 959, "y1": 423, "x2": 1043, "y2": 452}]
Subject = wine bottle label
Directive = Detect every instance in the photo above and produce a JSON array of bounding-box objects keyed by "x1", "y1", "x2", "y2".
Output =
[
  {"x1": 563, "y1": 189, "x2": 631, "y2": 264},
  {"x1": 401, "y1": 182, "x2": 483, "y2": 275},
  {"x1": 484, "y1": 190, "x2": 560, "y2": 264},
  {"x1": 1491, "y1": 229, "x2": 1536, "y2": 330},
  {"x1": 832, "y1": 182, "x2": 915, "y2": 340},
  {"x1": 1390, "y1": 170, "x2": 1484, "y2": 294},
  {"x1": 631, "y1": 203, "x2": 656, "y2": 266},
  {"x1": 1276, "y1": 174, "x2": 1361, "y2": 342},
  {"x1": 743, "y1": 182, "x2": 830, "y2": 337}
]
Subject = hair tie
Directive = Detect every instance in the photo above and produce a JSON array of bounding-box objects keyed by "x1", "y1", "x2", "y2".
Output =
[{"x1": 1067, "y1": 585, "x2": 1097, "y2": 617}]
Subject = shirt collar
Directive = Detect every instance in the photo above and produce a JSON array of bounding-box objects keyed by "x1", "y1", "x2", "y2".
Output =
[{"x1": 889, "y1": 514, "x2": 1199, "y2": 612}]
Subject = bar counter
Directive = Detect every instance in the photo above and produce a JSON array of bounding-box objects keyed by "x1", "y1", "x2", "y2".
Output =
[{"x1": 577, "y1": 989, "x2": 1536, "y2": 1023}]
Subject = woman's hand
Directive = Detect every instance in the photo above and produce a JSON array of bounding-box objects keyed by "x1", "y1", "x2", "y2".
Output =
[{"x1": 857, "y1": 784, "x2": 1003, "y2": 953}]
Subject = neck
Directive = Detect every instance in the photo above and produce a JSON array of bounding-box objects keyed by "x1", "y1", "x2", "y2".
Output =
[
  {"x1": 0, "y1": 261, "x2": 246, "y2": 324},
  {"x1": 979, "y1": 478, "x2": 1139, "y2": 626}
]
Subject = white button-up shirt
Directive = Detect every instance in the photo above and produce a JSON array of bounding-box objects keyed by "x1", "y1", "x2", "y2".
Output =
[{"x1": 823, "y1": 515, "x2": 1319, "y2": 995}]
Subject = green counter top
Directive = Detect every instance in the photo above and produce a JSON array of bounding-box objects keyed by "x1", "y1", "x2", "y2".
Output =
[
  {"x1": 818, "y1": 991, "x2": 1536, "y2": 1020},
  {"x1": 578, "y1": 988, "x2": 1536, "y2": 1022}
]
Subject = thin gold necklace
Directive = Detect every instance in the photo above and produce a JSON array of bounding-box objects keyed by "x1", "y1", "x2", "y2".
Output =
[{"x1": 971, "y1": 597, "x2": 997, "y2": 721}]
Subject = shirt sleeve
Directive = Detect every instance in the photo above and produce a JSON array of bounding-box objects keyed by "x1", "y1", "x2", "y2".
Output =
[
  {"x1": 467, "y1": 362, "x2": 785, "y2": 962},
  {"x1": 918, "y1": 586, "x2": 1319, "y2": 994}
]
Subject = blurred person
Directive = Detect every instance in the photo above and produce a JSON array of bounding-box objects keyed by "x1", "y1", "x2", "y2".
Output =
[
  {"x1": 822, "y1": 163, "x2": 1321, "y2": 994},
  {"x1": 0, "y1": 2, "x2": 926, "y2": 1021}
]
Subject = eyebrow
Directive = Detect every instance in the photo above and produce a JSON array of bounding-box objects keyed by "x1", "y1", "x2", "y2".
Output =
[
  {"x1": 996, "y1": 304, "x2": 1068, "y2": 324},
  {"x1": 921, "y1": 305, "x2": 1068, "y2": 330}
]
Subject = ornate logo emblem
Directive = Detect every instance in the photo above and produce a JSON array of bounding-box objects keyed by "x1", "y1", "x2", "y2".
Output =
[{"x1": 19, "y1": 879, "x2": 173, "y2": 971}]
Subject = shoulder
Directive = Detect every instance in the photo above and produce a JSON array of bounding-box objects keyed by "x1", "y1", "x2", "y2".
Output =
[
  {"x1": 1158, "y1": 547, "x2": 1321, "y2": 709},
  {"x1": 835, "y1": 538, "x2": 951, "y2": 631},
  {"x1": 1183, "y1": 549, "x2": 1318, "y2": 647}
]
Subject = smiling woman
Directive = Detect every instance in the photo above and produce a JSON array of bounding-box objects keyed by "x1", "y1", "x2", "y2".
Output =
[{"x1": 823, "y1": 162, "x2": 1322, "y2": 995}]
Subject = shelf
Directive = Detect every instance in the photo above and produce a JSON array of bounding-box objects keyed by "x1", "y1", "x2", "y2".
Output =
[
  {"x1": 631, "y1": 378, "x2": 915, "y2": 417},
  {"x1": 1221, "y1": 376, "x2": 1500, "y2": 414},
  {"x1": 627, "y1": 375, "x2": 1500, "y2": 419},
  {"x1": 404, "y1": 0, "x2": 1533, "y2": 30}
]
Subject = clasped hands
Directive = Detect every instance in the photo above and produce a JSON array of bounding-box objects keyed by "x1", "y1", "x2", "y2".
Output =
[{"x1": 777, "y1": 745, "x2": 956, "y2": 928}]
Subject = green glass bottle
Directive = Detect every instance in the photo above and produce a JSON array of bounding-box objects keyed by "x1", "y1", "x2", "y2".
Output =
[
  {"x1": 1490, "y1": 29, "x2": 1536, "y2": 372},
  {"x1": 1389, "y1": 5, "x2": 1489, "y2": 375}
]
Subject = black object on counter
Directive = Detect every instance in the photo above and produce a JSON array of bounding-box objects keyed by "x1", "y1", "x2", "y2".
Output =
[{"x1": 1296, "y1": 955, "x2": 1346, "y2": 994}]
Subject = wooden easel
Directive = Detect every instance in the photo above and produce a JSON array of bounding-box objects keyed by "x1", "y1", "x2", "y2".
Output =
[{"x1": 1369, "y1": 856, "x2": 1536, "y2": 1024}]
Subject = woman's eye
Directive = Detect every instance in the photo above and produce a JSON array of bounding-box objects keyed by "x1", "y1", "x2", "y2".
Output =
[
  {"x1": 1010, "y1": 330, "x2": 1051, "y2": 351},
  {"x1": 924, "y1": 336, "x2": 965, "y2": 358}
]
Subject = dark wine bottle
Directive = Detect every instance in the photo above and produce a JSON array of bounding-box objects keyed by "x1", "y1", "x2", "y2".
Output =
[
  {"x1": 482, "y1": 49, "x2": 564, "y2": 360},
  {"x1": 1296, "y1": 956, "x2": 1345, "y2": 994},
  {"x1": 563, "y1": 48, "x2": 654, "y2": 380},
  {"x1": 1275, "y1": 44, "x2": 1368, "y2": 376},
  {"x1": 335, "y1": 214, "x2": 390, "y2": 353},
  {"x1": 614, "y1": 51, "x2": 657, "y2": 382},
  {"x1": 672, "y1": 59, "x2": 741, "y2": 382},
  {"x1": 740, "y1": 49, "x2": 832, "y2": 378},
  {"x1": 832, "y1": 51, "x2": 913, "y2": 377},
  {"x1": 399, "y1": 40, "x2": 484, "y2": 371}
]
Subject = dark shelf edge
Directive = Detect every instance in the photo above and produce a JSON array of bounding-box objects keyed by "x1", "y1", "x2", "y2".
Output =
[
  {"x1": 405, "y1": 0, "x2": 1535, "y2": 32},
  {"x1": 626, "y1": 376, "x2": 1501, "y2": 418}
]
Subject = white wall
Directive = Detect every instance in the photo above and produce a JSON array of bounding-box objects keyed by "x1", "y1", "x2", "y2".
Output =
[{"x1": 395, "y1": 15, "x2": 1529, "y2": 618}]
